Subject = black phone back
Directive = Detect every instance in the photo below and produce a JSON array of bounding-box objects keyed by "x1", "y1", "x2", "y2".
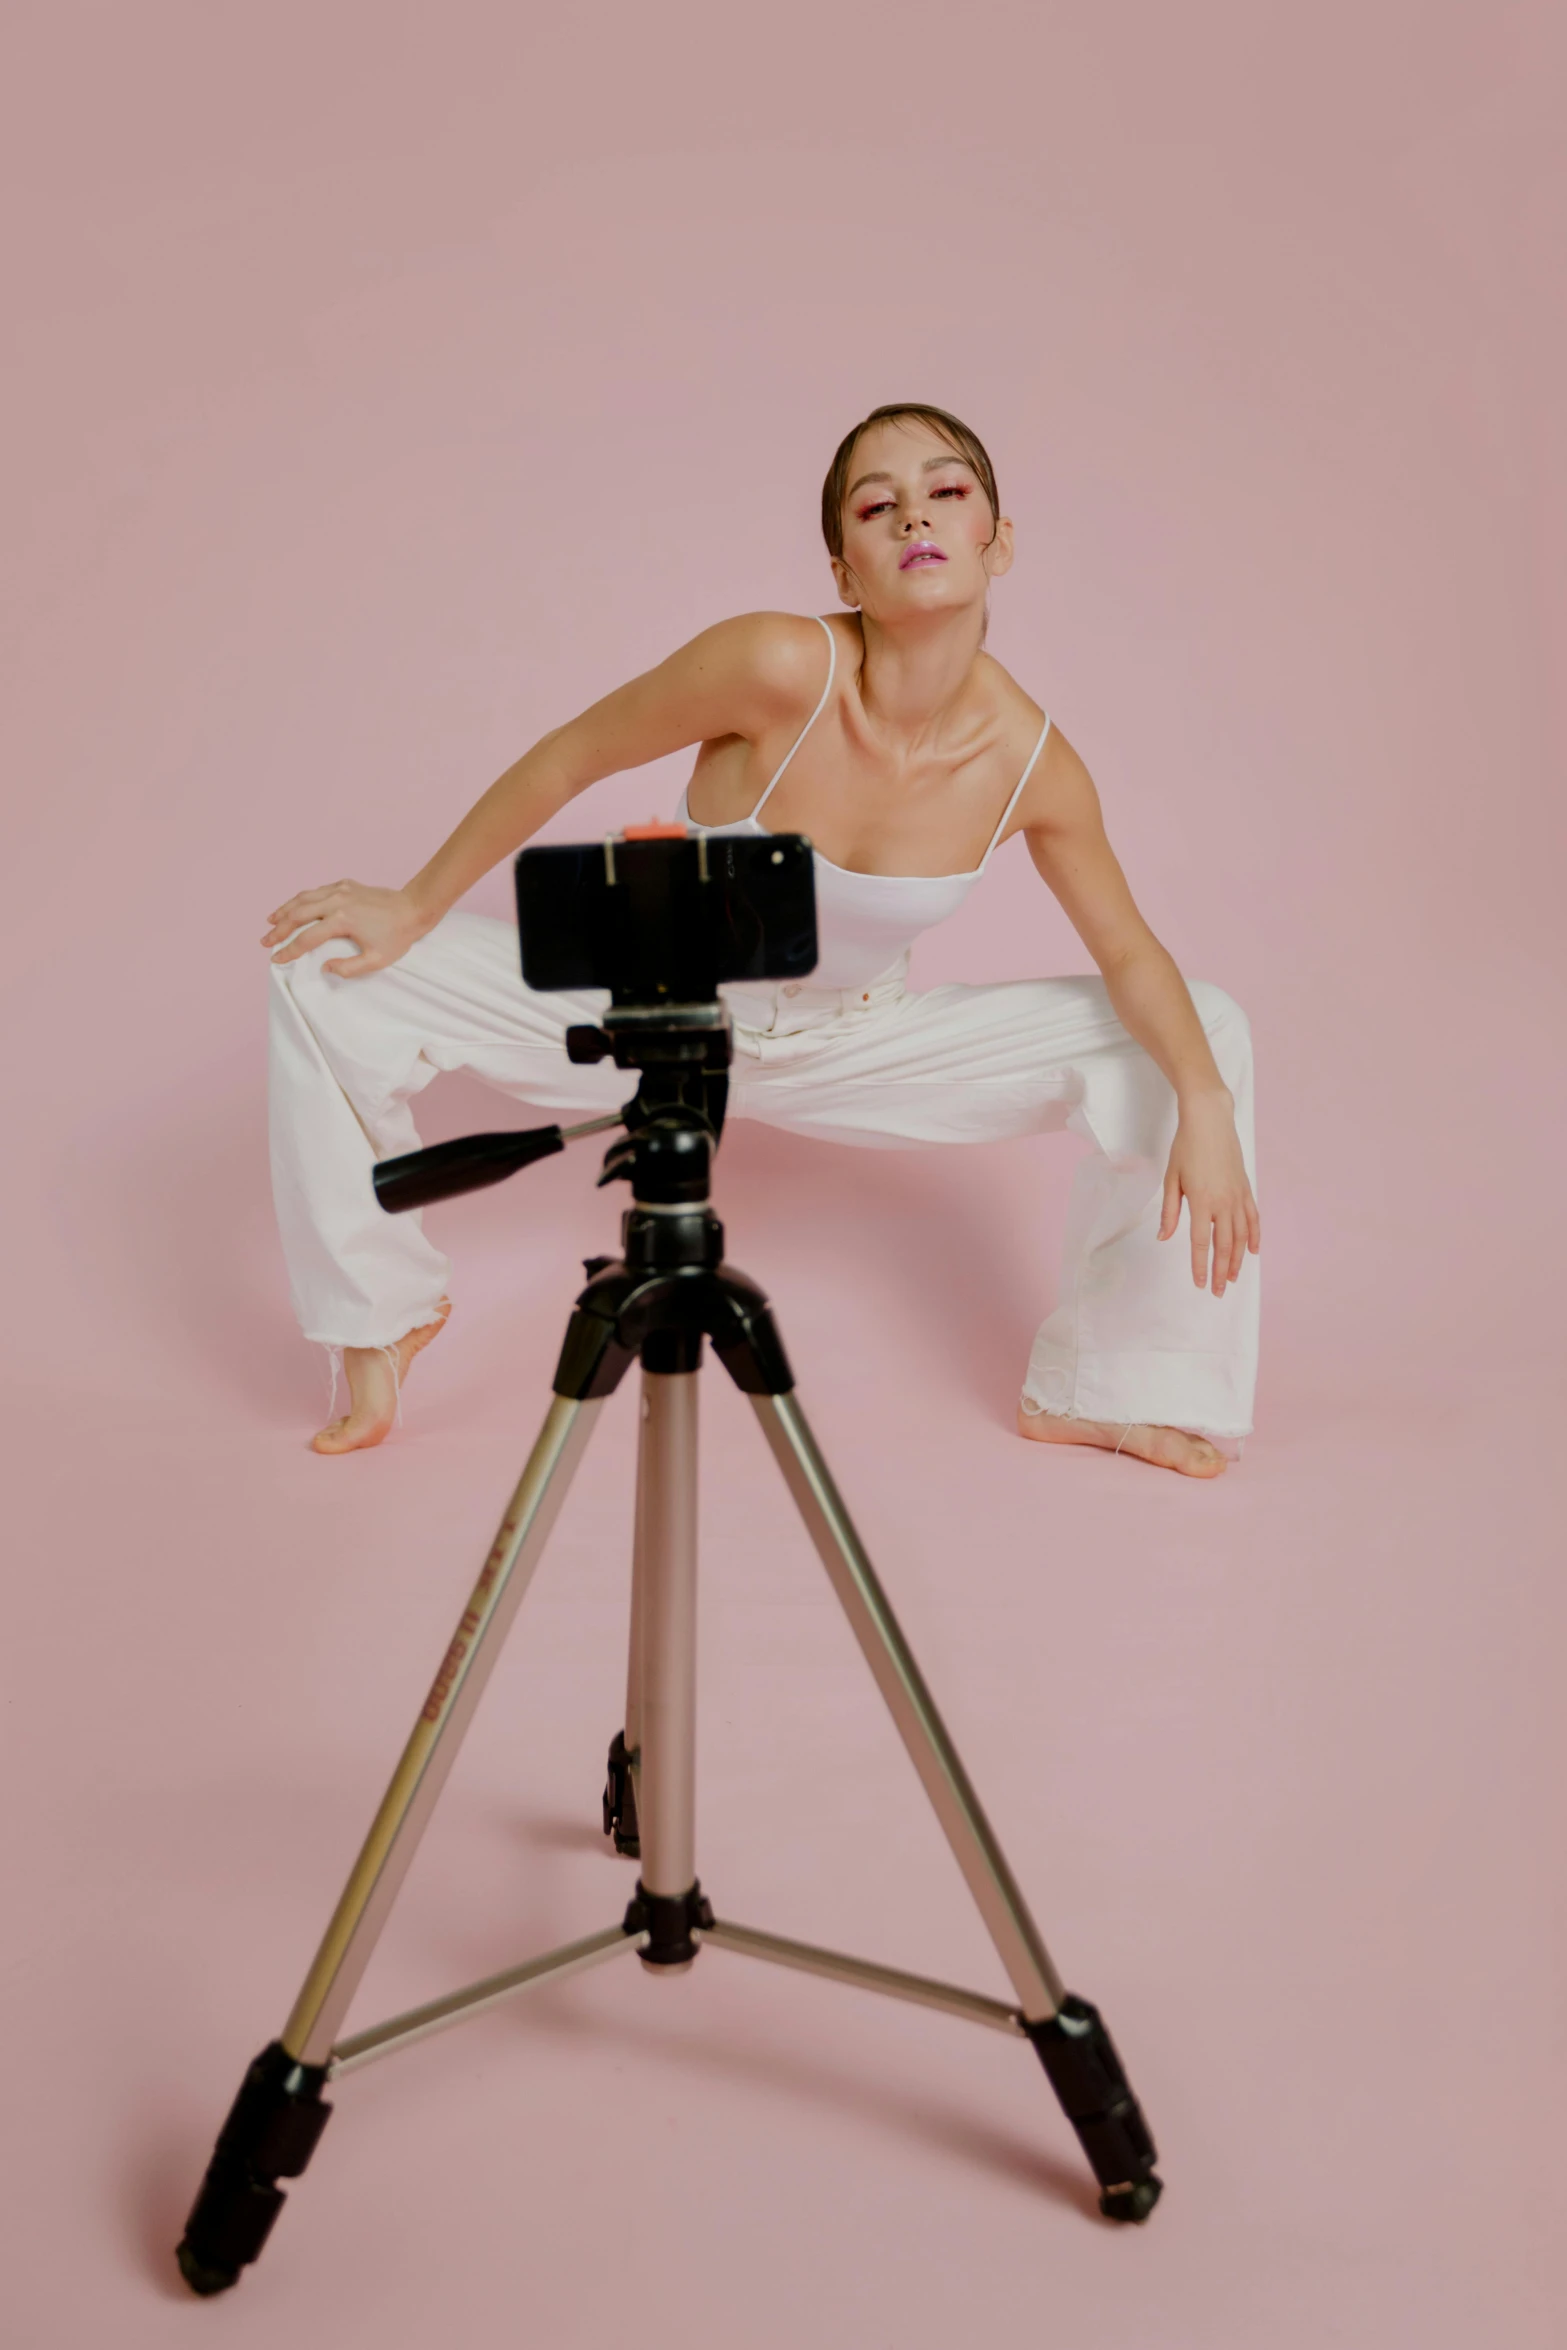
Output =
[{"x1": 515, "y1": 832, "x2": 817, "y2": 1000}]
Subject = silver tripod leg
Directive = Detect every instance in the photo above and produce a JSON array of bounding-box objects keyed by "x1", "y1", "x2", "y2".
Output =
[
  {"x1": 748, "y1": 1392, "x2": 1067, "y2": 2024},
  {"x1": 635, "y1": 1369, "x2": 700, "y2": 1911},
  {"x1": 621, "y1": 1389, "x2": 649, "y2": 1781},
  {"x1": 280, "y1": 1394, "x2": 605, "y2": 2069}
]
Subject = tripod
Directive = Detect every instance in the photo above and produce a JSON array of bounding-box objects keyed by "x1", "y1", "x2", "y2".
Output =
[{"x1": 177, "y1": 1004, "x2": 1162, "y2": 2297}]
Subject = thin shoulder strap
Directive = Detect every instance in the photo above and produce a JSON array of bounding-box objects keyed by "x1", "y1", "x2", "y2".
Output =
[
  {"x1": 977, "y1": 714, "x2": 1051, "y2": 870},
  {"x1": 752, "y1": 615, "x2": 837, "y2": 819}
]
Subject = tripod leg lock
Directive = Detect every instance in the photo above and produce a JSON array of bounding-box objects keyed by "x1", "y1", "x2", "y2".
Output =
[
  {"x1": 175, "y1": 2041, "x2": 333, "y2": 2295},
  {"x1": 623, "y1": 1879, "x2": 714, "y2": 1970},
  {"x1": 603, "y1": 1729, "x2": 641, "y2": 1857},
  {"x1": 1025, "y1": 1996, "x2": 1163, "y2": 2222}
]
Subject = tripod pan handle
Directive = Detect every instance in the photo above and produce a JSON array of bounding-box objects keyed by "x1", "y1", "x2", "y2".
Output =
[{"x1": 373, "y1": 1127, "x2": 565, "y2": 1213}]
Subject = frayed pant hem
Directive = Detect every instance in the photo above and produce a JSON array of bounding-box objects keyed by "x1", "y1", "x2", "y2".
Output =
[
  {"x1": 1019, "y1": 1395, "x2": 1253, "y2": 1448},
  {"x1": 300, "y1": 1311, "x2": 449, "y2": 1352}
]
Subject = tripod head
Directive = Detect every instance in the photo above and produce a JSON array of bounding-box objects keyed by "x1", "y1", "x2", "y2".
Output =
[
  {"x1": 370, "y1": 1001, "x2": 731, "y2": 1218},
  {"x1": 372, "y1": 824, "x2": 815, "y2": 1221}
]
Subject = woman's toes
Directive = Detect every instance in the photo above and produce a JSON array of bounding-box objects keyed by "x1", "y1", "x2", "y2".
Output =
[
  {"x1": 1172, "y1": 1433, "x2": 1225, "y2": 1477},
  {"x1": 312, "y1": 1413, "x2": 390, "y2": 1455},
  {"x1": 311, "y1": 1395, "x2": 396, "y2": 1453}
]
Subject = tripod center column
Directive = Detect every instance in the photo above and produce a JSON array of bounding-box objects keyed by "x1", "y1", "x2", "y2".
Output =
[{"x1": 635, "y1": 1359, "x2": 701, "y2": 1913}]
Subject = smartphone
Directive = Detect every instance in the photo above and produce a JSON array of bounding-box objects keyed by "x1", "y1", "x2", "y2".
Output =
[{"x1": 515, "y1": 829, "x2": 817, "y2": 1001}]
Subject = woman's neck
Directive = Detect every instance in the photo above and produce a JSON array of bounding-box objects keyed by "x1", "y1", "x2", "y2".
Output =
[{"x1": 852, "y1": 605, "x2": 989, "y2": 745}]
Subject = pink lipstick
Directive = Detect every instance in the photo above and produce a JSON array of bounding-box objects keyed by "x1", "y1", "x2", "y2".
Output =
[{"x1": 899, "y1": 540, "x2": 947, "y2": 570}]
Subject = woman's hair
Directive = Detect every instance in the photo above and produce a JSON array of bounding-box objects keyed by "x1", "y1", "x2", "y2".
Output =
[{"x1": 820, "y1": 403, "x2": 999, "y2": 561}]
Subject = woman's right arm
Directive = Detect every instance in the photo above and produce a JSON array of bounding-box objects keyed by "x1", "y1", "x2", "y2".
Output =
[{"x1": 262, "y1": 612, "x2": 819, "y2": 976}]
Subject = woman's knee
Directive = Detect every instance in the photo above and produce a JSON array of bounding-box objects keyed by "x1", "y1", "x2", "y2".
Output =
[
  {"x1": 269, "y1": 940, "x2": 402, "y2": 1063},
  {"x1": 270, "y1": 939, "x2": 332, "y2": 1021},
  {"x1": 1188, "y1": 979, "x2": 1250, "y2": 1044},
  {"x1": 1188, "y1": 981, "x2": 1252, "y2": 1089}
]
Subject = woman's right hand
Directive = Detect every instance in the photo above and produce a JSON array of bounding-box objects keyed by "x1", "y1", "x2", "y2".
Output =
[{"x1": 262, "y1": 880, "x2": 435, "y2": 977}]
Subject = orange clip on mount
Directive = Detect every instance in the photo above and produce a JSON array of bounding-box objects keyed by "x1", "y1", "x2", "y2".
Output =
[{"x1": 621, "y1": 819, "x2": 689, "y2": 841}]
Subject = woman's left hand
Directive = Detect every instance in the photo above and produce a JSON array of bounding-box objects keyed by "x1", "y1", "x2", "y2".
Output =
[{"x1": 1158, "y1": 1091, "x2": 1261, "y2": 1296}]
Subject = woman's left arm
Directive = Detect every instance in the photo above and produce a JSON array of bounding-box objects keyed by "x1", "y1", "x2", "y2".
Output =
[{"x1": 1020, "y1": 728, "x2": 1260, "y2": 1298}]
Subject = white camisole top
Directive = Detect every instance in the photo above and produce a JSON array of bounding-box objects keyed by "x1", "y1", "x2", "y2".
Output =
[{"x1": 675, "y1": 615, "x2": 1051, "y2": 991}]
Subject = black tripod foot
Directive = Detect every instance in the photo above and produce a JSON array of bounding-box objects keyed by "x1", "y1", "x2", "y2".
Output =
[
  {"x1": 175, "y1": 2042, "x2": 332, "y2": 2294},
  {"x1": 176, "y1": 2240, "x2": 244, "y2": 2298},
  {"x1": 1025, "y1": 1996, "x2": 1162, "y2": 2223},
  {"x1": 602, "y1": 1729, "x2": 640, "y2": 1857},
  {"x1": 1098, "y1": 2177, "x2": 1164, "y2": 2224}
]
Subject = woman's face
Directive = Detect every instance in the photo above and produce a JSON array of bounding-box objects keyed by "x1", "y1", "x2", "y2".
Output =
[{"x1": 831, "y1": 416, "x2": 1013, "y2": 626}]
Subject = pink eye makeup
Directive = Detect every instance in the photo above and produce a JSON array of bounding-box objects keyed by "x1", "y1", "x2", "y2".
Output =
[{"x1": 852, "y1": 472, "x2": 974, "y2": 524}]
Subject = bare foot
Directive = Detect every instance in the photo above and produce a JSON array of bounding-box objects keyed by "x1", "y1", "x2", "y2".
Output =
[
  {"x1": 312, "y1": 1302, "x2": 452, "y2": 1455},
  {"x1": 1015, "y1": 1402, "x2": 1227, "y2": 1478}
]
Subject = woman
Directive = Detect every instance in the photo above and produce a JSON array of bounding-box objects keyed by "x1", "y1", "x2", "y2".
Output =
[{"x1": 265, "y1": 404, "x2": 1259, "y2": 1473}]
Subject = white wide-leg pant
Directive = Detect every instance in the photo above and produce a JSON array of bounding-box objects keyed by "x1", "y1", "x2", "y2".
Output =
[{"x1": 269, "y1": 912, "x2": 1259, "y2": 1437}]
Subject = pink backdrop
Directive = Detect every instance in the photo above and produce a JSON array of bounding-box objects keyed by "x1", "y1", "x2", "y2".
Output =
[{"x1": 4, "y1": 4, "x2": 1563, "y2": 2344}]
